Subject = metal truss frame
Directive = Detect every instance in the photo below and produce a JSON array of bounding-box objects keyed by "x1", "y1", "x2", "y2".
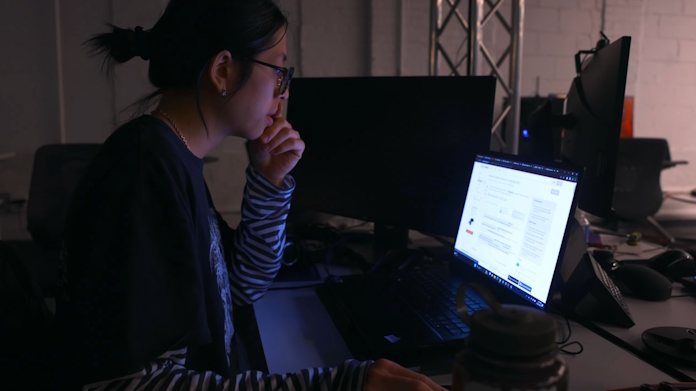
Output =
[{"x1": 429, "y1": 0, "x2": 524, "y2": 154}]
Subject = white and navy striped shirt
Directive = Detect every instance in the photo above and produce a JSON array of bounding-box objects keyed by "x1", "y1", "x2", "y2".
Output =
[
  {"x1": 84, "y1": 348, "x2": 372, "y2": 391},
  {"x1": 81, "y1": 166, "x2": 373, "y2": 391}
]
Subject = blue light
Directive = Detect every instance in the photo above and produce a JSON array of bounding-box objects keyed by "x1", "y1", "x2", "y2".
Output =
[{"x1": 522, "y1": 129, "x2": 529, "y2": 138}]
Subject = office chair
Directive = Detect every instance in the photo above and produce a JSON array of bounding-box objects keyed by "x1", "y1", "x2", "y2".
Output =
[
  {"x1": 26, "y1": 144, "x2": 102, "y2": 248},
  {"x1": 612, "y1": 138, "x2": 687, "y2": 244},
  {"x1": 7, "y1": 144, "x2": 101, "y2": 296},
  {"x1": 0, "y1": 240, "x2": 54, "y2": 382}
]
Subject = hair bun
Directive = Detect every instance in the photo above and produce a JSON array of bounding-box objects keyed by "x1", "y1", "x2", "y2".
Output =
[
  {"x1": 110, "y1": 25, "x2": 150, "y2": 62},
  {"x1": 133, "y1": 26, "x2": 151, "y2": 60}
]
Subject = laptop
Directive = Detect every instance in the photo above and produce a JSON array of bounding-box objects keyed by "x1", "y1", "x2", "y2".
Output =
[{"x1": 315, "y1": 152, "x2": 583, "y2": 371}]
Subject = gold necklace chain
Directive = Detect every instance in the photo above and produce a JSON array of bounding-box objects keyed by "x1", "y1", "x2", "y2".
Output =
[{"x1": 154, "y1": 109, "x2": 189, "y2": 150}]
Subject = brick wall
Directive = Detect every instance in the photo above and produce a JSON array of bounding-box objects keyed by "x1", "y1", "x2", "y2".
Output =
[
  {"x1": 1, "y1": 0, "x2": 694, "y2": 233},
  {"x1": 523, "y1": 0, "x2": 695, "y2": 189},
  {"x1": 635, "y1": 0, "x2": 696, "y2": 188},
  {"x1": 369, "y1": 0, "x2": 696, "y2": 189}
]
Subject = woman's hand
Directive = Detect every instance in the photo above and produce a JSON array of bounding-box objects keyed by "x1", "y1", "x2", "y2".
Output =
[
  {"x1": 247, "y1": 102, "x2": 305, "y2": 187},
  {"x1": 365, "y1": 359, "x2": 448, "y2": 391}
]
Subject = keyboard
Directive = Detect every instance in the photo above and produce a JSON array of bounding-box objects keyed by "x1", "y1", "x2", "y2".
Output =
[
  {"x1": 594, "y1": 259, "x2": 632, "y2": 317},
  {"x1": 395, "y1": 268, "x2": 486, "y2": 339},
  {"x1": 316, "y1": 266, "x2": 493, "y2": 370}
]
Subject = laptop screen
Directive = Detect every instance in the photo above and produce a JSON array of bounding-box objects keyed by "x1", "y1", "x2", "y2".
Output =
[{"x1": 453, "y1": 154, "x2": 581, "y2": 309}]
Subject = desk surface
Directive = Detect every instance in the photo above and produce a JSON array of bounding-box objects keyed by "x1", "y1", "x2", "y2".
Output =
[
  {"x1": 254, "y1": 285, "x2": 680, "y2": 390},
  {"x1": 254, "y1": 214, "x2": 696, "y2": 389},
  {"x1": 656, "y1": 195, "x2": 696, "y2": 223},
  {"x1": 590, "y1": 233, "x2": 696, "y2": 381},
  {"x1": 588, "y1": 288, "x2": 696, "y2": 380}
]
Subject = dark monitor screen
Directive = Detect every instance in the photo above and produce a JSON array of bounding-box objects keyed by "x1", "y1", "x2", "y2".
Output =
[
  {"x1": 562, "y1": 36, "x2": 631, "y2": 218},
  {"x1": 287, "y1": 76, "x2": 496, "y2": 237}
]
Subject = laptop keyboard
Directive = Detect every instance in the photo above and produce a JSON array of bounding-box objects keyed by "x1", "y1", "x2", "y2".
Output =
[{"x1": 395, "y1": 268, "x2": 486, "y2": 339}]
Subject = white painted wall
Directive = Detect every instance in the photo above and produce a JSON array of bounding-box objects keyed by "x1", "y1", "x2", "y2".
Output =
[
  {"x1": 377, "y1": 0, "x2": 696, "y2": 189},
  {"x1": 521, "y1": 0, "x2": 695, "y2": 189},
  {"x1": 0, "y1": 1, "x2": 62, "y2": 204},
  {"x1": 634, "y1": 0, "x2": 696, "y2": 188},
  {"x1": 0, "y1": 0, "x2": 372, "y2": 222}
]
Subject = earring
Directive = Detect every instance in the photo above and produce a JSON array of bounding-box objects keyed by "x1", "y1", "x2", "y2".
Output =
[{"x1": 221, "y1": 89, "x2": 227, "y2": 97}]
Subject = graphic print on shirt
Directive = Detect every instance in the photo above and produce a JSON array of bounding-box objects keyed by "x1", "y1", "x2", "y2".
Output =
[{"x1": 208, "y1": 209, "x2": 234, "y2": 366}]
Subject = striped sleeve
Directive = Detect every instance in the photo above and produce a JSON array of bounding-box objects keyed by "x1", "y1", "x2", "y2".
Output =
[
  {"x1": 83, "y1": 348, "x2": 374, "y2": 391},
  {"x1": 228, "y1": 165, "x2": 295, "y2": 305}
]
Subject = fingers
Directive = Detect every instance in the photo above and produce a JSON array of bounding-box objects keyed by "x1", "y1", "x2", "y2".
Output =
[
  {"x1": 264, "y1": 127, "x2": 299, "y2": 153},
  {"x1": 367, "y1": 359, "x2": 447, "y2": 391},
  {"x1": 268, "y1": 136, "x2": 305, "y2": 157},
  {"x1": 260, "y1": 117, "x2": 290, "y2": 144},
  {"x1": 385, "y1": 366, "x2": 445, "y2": 391},
  {"x1": 367, "y1": 372, "x2": 433, "y2": 391},
  {"x1": 272, "y1": 101, "x2": 283, "y2": 119}
]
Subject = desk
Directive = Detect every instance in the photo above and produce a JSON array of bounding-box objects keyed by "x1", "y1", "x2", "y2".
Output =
[
  {"x1": 588, "y1": 219, "x2": 696, "y2": 381},
  {"x1": 254, "y1": 284, "x2": 681, "y2": 389},
  {"x1": 583, "y1": 287, "x2": 696, "y2": 381},
  {"x1": 251, "y1": 219, "x2": 694, "y2": 388}
]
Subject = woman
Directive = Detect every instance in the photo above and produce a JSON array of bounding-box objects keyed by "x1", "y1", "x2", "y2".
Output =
[{"x1": 52, "y1": 0, "x2": 446, "y2": 390}]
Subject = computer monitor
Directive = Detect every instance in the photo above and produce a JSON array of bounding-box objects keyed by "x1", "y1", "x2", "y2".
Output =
[
  {"x1": 527, "y1": 35, "x2": 631, "y2": 218},
  {"x1": 286, "y1": 76, "x2": 496, "y2": 248},
  {"x1": 562, "y1": 36, "x2": 631, "y2": 218}
]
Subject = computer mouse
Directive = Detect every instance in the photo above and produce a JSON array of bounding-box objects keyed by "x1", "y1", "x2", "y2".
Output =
[
  {"x1": 648, "y1": 249, "x2": 695, "y2": 279},
  {"x1": 612, "y1": 264, "x2": 673, "y2": 301}
]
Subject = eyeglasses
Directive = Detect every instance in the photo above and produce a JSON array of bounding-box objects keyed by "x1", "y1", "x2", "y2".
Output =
[{"x1": 243, "y1": 58, "x2": 294, "y2": 95}]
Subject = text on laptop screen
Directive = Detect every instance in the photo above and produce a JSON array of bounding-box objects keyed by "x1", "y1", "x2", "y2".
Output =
[{"x1": 454, "y1": 155, "x2": 579, "y2": 308}]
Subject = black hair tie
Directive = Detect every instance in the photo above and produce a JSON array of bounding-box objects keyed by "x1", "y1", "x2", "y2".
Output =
[{"x1": 134, "y1": 26, "x2": 150, "y2": 61}]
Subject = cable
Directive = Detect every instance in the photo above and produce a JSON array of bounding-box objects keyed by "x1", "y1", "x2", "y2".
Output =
[
  {"x1": 663, "y1": 190, "x2": 696, "y2": 205},
  {"x1": 323, "y1": 232, "x2": 373, "y2": 281},
  {"x1": 552, "y1": 312, "x2": 584, "y2": 355},
  {"x1": 450, "y1": 8, "x2": 470, "y2": 77},
  {"x1": 281, "y1": 240, "x2": 300, "y2": 266},
  {"x1": 366, "y1": 250, "x2": 395, "y2": 274},
  {"x1": 556, "y1": 315, "x2": 572, "y2": 344},
  {"x1": 451, "y1": 39, "x2": 469, "y2": 75},
  {"x1": 283, "y1": 223, "x2": 362, "y2": 281},
  {"x1": 668, "y1": 196, "x2": 696, "y2": 205},
  {"x1": 368, "y1": 248, "x2": 418, "y2": 274},
  {"x1": 663, "y1": 191, "x2": 688, "y2": 200},
  {"x1": 559, "y1": 341, "x2": 583, "y2": 355}
]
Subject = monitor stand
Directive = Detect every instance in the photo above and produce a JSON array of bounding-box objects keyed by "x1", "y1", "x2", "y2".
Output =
[
  {"x1": 527, "y1": 98, "x2": 577, "y2": 162},
  {"x1": 372, "y1": 223, "x2": 409, "y2": 260}
]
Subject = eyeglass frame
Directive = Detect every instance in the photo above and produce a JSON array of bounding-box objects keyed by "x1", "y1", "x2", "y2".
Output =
[{"x1": 242, "y1": 58, "x2": 294, "y2": 95}]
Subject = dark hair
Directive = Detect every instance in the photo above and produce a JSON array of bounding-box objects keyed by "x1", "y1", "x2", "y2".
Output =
[{"x1": 86, "y1": 0, "x2": 288, "y2": 122}]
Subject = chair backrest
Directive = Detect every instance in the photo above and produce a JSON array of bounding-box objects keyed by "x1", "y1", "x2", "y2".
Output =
[
  {"x1": 612, "y1": 138, "x2": 667, "y2": 220},
  {"x1": 26, "y1": 144, "x2": 101, "y2": 249}
]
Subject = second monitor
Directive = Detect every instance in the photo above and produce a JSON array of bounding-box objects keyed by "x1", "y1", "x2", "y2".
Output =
[
  {"x1": 527, "y1": 35, "x2": 631, "y2": 218},
  {"x1": 287, "y1": 76, "x2": 496, "y2": 243}
]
